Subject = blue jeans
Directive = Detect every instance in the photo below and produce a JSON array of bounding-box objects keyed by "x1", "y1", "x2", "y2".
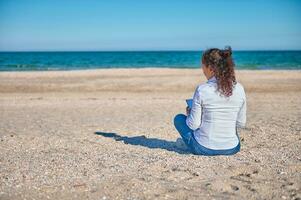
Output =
[{"x1": 173, "y1": 114, "x2": 240, "y2": 156}]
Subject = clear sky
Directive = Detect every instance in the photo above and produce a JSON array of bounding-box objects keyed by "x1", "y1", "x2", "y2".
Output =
[{"x1": 0, "y1": 0, "x2": 300, "y2": 51}]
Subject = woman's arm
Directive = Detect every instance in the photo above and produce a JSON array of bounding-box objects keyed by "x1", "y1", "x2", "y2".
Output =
[
  {"x1": 186, "y1": 87, "x2": 202, "y2": 131},
  {"x1": 236, "y1": 98, "x2": 246, "y2": 128},
  {"x1": 236, "y1": 86, "x2": 247, "y2": 128}
]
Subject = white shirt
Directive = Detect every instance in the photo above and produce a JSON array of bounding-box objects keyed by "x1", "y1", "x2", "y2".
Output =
[{"x1": 186, "y1": 76, "x2": 247, "y2": 150}]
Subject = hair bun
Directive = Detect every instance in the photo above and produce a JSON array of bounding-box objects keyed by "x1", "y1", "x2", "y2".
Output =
[{"x1": 221, "y1": 46, "x2": 232, "y2": 58}]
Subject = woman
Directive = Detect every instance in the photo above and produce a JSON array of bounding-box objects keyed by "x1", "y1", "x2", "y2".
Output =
[{"x1": 174, "y1": 46, "x2": 246, "y2": 156}]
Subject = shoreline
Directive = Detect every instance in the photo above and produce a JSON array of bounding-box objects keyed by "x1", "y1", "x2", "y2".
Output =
[
  {"x1": 0, "y1": 67, "x2": 301, "y2": 74},
  {"x1": 0, "y1": 67, "x2": 300, "y2": 77}
]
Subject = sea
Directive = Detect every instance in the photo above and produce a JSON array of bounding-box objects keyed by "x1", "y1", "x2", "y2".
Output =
[{"x1": 0, "y1": 51, "x2": 300, "y2": 71}]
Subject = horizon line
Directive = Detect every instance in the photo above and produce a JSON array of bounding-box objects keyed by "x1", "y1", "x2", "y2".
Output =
[{"x1": 1, "y1": 49, "x2": 301, "y2": 53}]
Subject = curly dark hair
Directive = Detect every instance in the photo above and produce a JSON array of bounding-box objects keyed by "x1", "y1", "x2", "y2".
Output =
[{"x1": 202, "y1": 46, "x2": 237, "y2": 97}]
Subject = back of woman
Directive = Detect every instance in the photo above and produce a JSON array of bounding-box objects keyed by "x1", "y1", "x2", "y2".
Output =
[
  {"x1": 192, "y1": 79, "x2": 246, "y2": 150},
  {"x1": 174, "y1": 46, "x2": 246, "y2": 156}
]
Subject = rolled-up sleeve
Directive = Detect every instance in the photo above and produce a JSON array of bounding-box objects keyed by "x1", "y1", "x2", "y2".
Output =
[
  {"x1": 186, "y1": 87, "x2": 202, "y2": 131},
  {"x1": 236, "y1": 97, "x2": 247, "y2": 128}
]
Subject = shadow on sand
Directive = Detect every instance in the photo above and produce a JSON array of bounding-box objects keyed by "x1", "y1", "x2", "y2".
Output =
[{"x1": 94, "y1": 131, "x2": 190, "y2": 155}]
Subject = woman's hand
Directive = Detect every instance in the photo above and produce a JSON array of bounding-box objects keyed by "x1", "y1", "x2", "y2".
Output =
[{"x1": 186, "y1": 106, "x2": 191, "y2": 116}]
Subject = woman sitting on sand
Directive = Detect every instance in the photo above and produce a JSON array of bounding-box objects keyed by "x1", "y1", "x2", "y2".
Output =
[{"x1": 174, "y1": 46, "x2": 246, "y2": 156}]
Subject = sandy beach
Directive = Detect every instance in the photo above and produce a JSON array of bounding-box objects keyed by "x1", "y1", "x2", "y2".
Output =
[{"x1": 0, "y1": 68, "x2": 300, "y2": 200}]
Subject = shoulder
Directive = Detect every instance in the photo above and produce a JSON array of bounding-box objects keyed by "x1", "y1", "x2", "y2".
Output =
[
  {"x1": 195, "y1": 83, "x2": 210, "y2": 93},
  {"x1": 193, "y1": 82, "x2": 212, "y2": 98},
  {"x1": 196, "y1": 79, "x2": 217, "y2": 90},
  {"x1": 234, "y1": 82, "x2": 245, "y2": 92},
  {"x1": 234, "y1": 82, "x2": 246, "y2": 98}
]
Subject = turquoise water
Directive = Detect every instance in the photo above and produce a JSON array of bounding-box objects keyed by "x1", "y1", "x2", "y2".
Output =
[{"x1": 0, "y1": 51, "x2": 300, "y2": 71}]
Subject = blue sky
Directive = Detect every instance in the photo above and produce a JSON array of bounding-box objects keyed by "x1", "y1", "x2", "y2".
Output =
[{"x1": 0, "y1": 0, "x2": 300, "y2": 51}]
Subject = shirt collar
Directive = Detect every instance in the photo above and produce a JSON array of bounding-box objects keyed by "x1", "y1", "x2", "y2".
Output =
[{"x1": 207, "y1": 76, "x2": 217, "y2": 83}]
